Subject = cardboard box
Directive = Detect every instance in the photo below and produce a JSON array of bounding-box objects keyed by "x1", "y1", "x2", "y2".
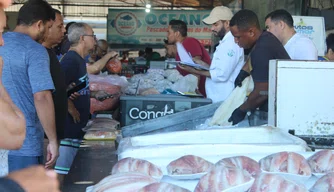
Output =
[{"x1": 120, "y1": 95, "x2": 212, "y2": 126}]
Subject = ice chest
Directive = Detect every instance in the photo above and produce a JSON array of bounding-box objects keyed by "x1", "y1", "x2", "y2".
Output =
[{"x1": 120, "y1": 95, "x2": 212, "y2": 126}]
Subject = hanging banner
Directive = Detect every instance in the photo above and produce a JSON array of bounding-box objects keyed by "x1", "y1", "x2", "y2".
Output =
[
  {"x1": 107, "y1": 9, "x2": 211, "y2": 46},
  {"x1": 292, "y1": 16, "x2": 326, "y2": 56}
]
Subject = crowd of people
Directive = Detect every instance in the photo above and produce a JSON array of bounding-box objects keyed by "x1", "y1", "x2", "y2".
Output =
[
  {"x1": 168, "y1": 6, "x2": 334, "y2": 126},
  {"x1": 0, "y1": 0, "x2": 333, "y2": 191}
]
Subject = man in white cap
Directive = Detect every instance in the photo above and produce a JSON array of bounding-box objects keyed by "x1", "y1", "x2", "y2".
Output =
[{"x1": 179, "y1": 6, "x2": 244, "y2": 103}]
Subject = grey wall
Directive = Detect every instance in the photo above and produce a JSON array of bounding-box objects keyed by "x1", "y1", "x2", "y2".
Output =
[{"x1": 244, "y1": 0, "x2": 303, "y2": 29}]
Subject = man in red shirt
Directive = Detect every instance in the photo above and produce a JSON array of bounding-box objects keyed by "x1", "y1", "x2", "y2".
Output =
[{"x1": 167, "y1": 19, "x2": 211, "y2": 97}]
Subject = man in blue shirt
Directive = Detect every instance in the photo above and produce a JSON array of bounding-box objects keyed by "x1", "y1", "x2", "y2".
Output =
[
  {"x1": 0, "y1": 2, "x2": 59, "y2": 192},
  {"x1": 0, "y1": 0, "x2": 59, "y2": 172},
  {"x1": 55, "y1": 23, "x2": 114, "y2": 181}
]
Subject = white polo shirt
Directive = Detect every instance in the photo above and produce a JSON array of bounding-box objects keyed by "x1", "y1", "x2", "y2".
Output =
[
  {"x1": 206, "y1": 31, "x2": 244, "y2": 103},
  {"x1": 284, "y1": 33, "x2": 318, "y2": 60}
]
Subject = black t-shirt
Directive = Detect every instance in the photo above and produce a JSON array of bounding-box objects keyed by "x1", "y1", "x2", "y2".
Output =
[
  {"x1": 0, "y1": 178, "x2": 25, "y2": 192},
  {"x1": 60, "y1": 50, "x2": 90, "y2": 139},
  {"x1": 48, "y1": 48, "x2": 67, "y2": 140},
  {"x1": 251, "y1": 31, "x2": 290, "y2": 82}
]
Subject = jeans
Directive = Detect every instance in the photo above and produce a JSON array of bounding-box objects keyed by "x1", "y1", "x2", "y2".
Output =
[{"x1": 8, "y1": 155, "x2": 43, "y2": 173}]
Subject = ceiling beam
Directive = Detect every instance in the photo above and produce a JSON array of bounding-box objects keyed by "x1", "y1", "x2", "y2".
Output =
[{"x1": 12, "y1": 2, "x2": 214, "y2": 8}]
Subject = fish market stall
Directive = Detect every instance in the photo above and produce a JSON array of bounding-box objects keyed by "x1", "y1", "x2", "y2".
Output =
[
  {"x1": 70, "y1": 60, "x2": 334, "y2": 191},
  {"x1": 86, "y1": 126, "x2": 334, "y2": 191}
]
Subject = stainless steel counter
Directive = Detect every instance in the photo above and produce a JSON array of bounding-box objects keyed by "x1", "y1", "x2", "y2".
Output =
[{"x1": 63, "y1": 140, "x2": 117, "y2": 192}]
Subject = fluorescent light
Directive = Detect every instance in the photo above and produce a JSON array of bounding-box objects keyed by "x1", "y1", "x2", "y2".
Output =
[
  {"x1": 146, "y1": 4, "x2": 151, "y2": 8},
  {"x1": 145, "y1": 8, "x2": 150, "y2": 13}
]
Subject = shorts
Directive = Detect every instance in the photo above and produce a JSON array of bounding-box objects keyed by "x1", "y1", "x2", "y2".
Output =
[
  {"x1": 54, "y1": 138, "x2": 81, "y2": 175},
  {"x1": 8, "y1": 155, "x2": 44, "y2": 173}
]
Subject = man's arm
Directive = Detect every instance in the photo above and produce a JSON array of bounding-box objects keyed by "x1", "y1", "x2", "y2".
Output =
[
  {"x1": 87, "y1": 51, "x2": 117, "y2": 74},
  {"x1": 193, "y1": 57, "x2": 210, "y2": 68},
  {"x1": 0, "y1": 57, "x2": 26, "y2": 150},
  {"x1": 7, "y1": 166, "x2": 60, "y2": 192},
  {"x1": 177, "y1": 55, "x2": 211, "y2": 77},
  {"x1": 228, "y1": 81, "x2": 268, "y2": 125},
  {"x1": 0, "y1": 98, "x2": 25, "y2": 150},
  {"x1": 68, "y1": 99, "x2": 80, "y2": 123},
  {"x1": 34, "y1": 90, "x2": 59, "y2": 168},
  {"x1": 239, "y1": 81, "x2": 268, "y2": 111},
  {"x1": 178, "y1": 65, "x2": 211, "y2": 77},
  {"x1": 242, "y1": 59, "x2": 250, "y2": 73}
]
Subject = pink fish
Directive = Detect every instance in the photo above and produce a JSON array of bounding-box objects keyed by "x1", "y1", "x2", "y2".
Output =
[
  {"x1": 112, "y1": 157, "x2": 163, "y2": 179},
  {"x1": 194, "y1": 166, "x2": 252, "y2": 192},
  {"x1": 167, "y1": 155, "x2": 213, "y2": 175},
  {"x1": 259, "y1": 152, "x2": 311, "y2": 176},
  {"x1": 138, "y1": 182, "x2": 191, "y2": 192},
  {"x1": 308, "y1": 150, "x2": 334, "y2": 173},
  {"x1": 92, "y1": 172, "x2": 156, "y2": 192},
  {"x1": 249, "y1": 173, "x2": 308, "y2": 192},
  {"x1": 215, "y1": 156, "x2": 261, "y2": 176},
  {"x1": 310, "y1": 172, "x2": 334, "y2": 192}
]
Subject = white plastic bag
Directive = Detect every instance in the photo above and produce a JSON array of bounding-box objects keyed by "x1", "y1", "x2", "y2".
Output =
[
  {"x1": 171, "y1": 74, "x2": 198, "y2": 93},
  {"x1": 209, "y1": 76, "x2": 254, "y2": 126}
]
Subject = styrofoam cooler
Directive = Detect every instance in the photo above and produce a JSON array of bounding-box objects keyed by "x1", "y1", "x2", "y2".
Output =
[
  {"x1": 118, "y1": 126, "x2": 310, "y2": 161},
  {"x1": 127, "y1": 126, "x2": 304, "y2": 146}
]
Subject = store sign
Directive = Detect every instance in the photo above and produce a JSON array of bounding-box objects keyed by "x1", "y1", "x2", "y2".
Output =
[
  {"x1": 107, "y1": 9, "x2": 211, "y2": 45},
  {"x1": 292, "y1": 16, "x2": 326, "y2": 56},
  {"x1": 129, "y1": 104, "x2": 174, "y2": 120}
]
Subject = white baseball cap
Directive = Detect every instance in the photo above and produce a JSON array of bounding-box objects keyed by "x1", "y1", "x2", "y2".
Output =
[{"x1": 202, "y1": 6, "x2": 233, "y2": 25}]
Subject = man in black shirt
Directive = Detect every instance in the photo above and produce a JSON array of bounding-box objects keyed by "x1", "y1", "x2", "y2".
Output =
[
  {"x1": 228, "y1": 9, "x2": 290, "y2": 125},
  {"x1": 42, "y1": 9, "x2": 67, "y2": 141}
]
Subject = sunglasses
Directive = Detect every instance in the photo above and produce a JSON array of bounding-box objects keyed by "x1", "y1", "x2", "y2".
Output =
[{"x1": 83, "y1": 34, "x2": 97, "y2": 40}]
